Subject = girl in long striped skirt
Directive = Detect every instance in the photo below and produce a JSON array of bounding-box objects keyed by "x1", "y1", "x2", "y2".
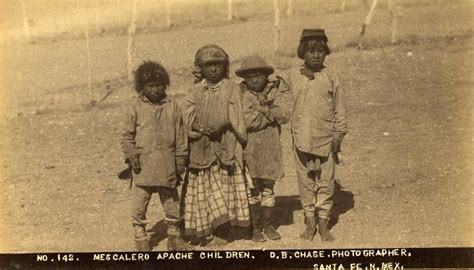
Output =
[{"x1": 182, "y1": 44, "x2": 250, "y2": 245}]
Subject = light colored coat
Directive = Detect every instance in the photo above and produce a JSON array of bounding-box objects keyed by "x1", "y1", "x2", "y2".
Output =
[
  {"x1": 287, "y1": 67, "x2": 347, "y2": 157},
  {"x1": 121, "y1": 95, "x2": 187, "y2": 187},
  {"x1": 182, "y1": 79, "x2": 247, "y2": 169}
]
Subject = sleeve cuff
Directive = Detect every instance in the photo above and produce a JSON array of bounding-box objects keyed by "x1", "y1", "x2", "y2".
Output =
[
  {"x1": 124, "y1": 152, "x2": 139, "y2": 162},
  {"x1": 334, "y1": 132, "x2": 346, "y2": 141},
  {"x1": 176, "y1": 156, "x2": 188, "y2": 167},
  {"x1": 259, "y1": 106, "x2": 273, "y2": 120},
  {"x1": 188, "y1": 131, "x2": 202, "y2": 139}
]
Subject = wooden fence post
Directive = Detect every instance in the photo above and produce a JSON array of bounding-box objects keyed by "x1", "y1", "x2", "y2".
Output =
[
  {"x1": 166, "y1": 0, "x2": 172, "y2": 29},
  {"x1": 76, "y1": 0, "x2": 93, "y2": 96},
  {"x1": 227, "y1": 0, "x2": 233, "y2": 21},
  {"x1": 19, "y1": 0, "x2": 31, "y2": 43},
  {"x1": 357, "y1": 0, "x2": 378, "y2": 48},
  {"x1": 273, "y1": 0, "x2": 281, "y2": 54},
  {"x1": 286, "y1": 0, "x2": 293, "y2": 17},
  {"x1": 388, "y1": 0, "x2": 400, "y2": 44},
  {"x1": 127, "y1": 0, "x2": 139, "y2": 82},
  {"x1": 340, "y1": 0, "x2": 347, "y2": 13},
  {"x1": 84, "y1": 16, "x2": 92, "y2": 95}
]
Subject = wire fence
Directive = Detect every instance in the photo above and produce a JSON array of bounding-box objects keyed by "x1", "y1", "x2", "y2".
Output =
[
  {"x1": 5, "y1": 0, "x2": 457, "y2": 43},
  {"x1": 2, "y1": 0, "x2": 470, "y2": 104}
]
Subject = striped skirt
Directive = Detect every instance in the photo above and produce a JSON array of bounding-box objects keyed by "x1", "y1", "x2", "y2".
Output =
[{"x1": 183, "y1": 164, "x2": 250, "y2": 237}]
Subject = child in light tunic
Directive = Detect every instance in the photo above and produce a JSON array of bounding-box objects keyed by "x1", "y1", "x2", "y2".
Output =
[{"x1": 182, "y1": 44, "x2": 250, "y2": 245}]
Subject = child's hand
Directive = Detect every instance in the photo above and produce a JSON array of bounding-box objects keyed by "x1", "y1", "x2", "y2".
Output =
[
  {"x1": 202, "y1": 126, "x2": 219, "y2": 137},
  {"x1": 130, "y1": 156, "x2": 141, "y2": 174},
  {"x1": 257, "y1": 94, "x2": 267, "y2": 106},
  {"x1": 193, "y1": 122, "x2": 214, "y2": 137},
  {"x1": 330, "y1": 135, "x2": 343, "y2": 154},
  {"x1": 201, "y1": 127, "x2": 213, "y2": 136},
  {"x1": 176, "y1": 164, "x2": 186, "y2": 176},
  {"x1": 255, "y1": 104, "x2": 270, "y2": 115}
]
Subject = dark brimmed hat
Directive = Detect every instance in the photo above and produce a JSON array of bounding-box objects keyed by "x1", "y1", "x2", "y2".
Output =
[
  {"x1": 235, "y1": 55, "x2": 274, "y2": 78},
  {"x1": 297, "y1": 29, "x2": 331, "y2": 59},
  {"x1": 300, "y1": 29, "x2": 328, "y2": 42}
]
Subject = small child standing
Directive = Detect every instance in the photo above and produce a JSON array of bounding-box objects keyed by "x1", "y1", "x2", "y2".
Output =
[
  {"x1": 120, "y1": 60, "x2": 189, "y2": 251},
  {"x1": 236, "y1": 55, "x2": 291, "y2": 242},
  {"x1": 287, "y1": 29, "x2": 348, "y2": 242}
]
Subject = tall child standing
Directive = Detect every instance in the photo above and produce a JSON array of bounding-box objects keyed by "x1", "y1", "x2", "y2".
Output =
[
  {"x1": 120, "y1": 61, "x2": 189, "y2": 251},
  {"x1": 182, "y1": 44, "x2": 250, "y2": 245},
  {"x1": 287, "y1": 29, "x2": 348, "y2": 242}
]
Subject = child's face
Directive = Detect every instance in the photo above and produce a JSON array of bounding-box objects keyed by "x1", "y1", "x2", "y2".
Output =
[
  {"x1": 244, "y1": 72, "x2": 268, "y2": 93},
  {"x1": 142, "y1": 80, "x2": 166, "y2": 103},
  {"x1": 303, "y1": 39, "x2": 327, "y2": 70},
  {"x1": 201, "y1": 61, "x2": 226, "y2": 84}
]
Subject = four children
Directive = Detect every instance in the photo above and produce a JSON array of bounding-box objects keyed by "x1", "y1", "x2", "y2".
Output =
[{"x1": 119, "y1": 29, "x2": 347, "y2": 250}]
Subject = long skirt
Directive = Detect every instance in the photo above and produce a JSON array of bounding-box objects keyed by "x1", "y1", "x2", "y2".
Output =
[
  {"x1": 221, "y1": 164, "x2": 250, "y2": 227},
  {"x1": 183, "y1": 164, "x2": 250, "y2": 237}
]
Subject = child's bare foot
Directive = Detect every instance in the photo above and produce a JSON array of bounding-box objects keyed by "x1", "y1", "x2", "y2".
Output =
[
  {"x1": 264, "y1": 226, "x2": 281, "y2": 241},
  {"x1": 188, "y1": 236, "x2": 210, "y2": 246},
  {"x1": 167, "y1": 235, "x2": 194, "y2": 251},
  {"x1": 318, "y1": 218, "x2": 335, "y2": 242},
  {"x1": 261, "y1": 206, "x2": 281, "y2": 241},
  {"x1": 252, "y1": 227, "x2": 266, "y2": 242},
  {"x1": 208, "y1": 235, "x2": 228, "y2": 246},
  {"x1": 300, "y1": 215, "x2": 317, "y2": 241},
  {"x1": 135, "y1": 238, "x2": 151, "y2": 251}
]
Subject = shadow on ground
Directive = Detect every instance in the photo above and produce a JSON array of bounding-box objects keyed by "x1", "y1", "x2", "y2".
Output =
[
  {"x1": 149, "y1": 220, "x2": 168, "y2": 249},
  {"x1": 149, "y1": 182, "x2": 353, "y2": 247},
  {"x1": 329, "y1": 180, "x2": 355, "y2": 230},
  {"x1": 273, "y1": 195, "x2": 302, "y2": 228}
]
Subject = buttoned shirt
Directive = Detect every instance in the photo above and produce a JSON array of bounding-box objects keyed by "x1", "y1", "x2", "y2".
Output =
[{"x1": 286, "y1": 67, "x2": 347, "y2": 157}]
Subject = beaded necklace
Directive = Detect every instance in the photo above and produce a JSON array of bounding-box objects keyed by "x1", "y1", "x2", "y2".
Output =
[{"x1": 203, "y1": 79, "x2": 224, "y2": 93}]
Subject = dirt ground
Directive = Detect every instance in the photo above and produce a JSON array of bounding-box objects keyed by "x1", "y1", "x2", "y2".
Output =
[{"x1": 0, "y1": 2, "x2": 472, "y2": 252}]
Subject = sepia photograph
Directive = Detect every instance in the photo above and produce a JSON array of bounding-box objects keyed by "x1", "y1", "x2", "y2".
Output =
[{"x1": 0, "y1": 0, "x2": 472, "y2": 267}]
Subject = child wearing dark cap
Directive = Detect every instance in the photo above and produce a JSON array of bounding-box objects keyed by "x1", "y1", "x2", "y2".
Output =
[
  {"x1": 287, "y1": 29, "x2": 347, "y2": 242},
  {"x1": 236, "y1": 55, "x2": 291, "y2": 242},
  {"x1": 120, "y1": 60, "x2": 189, "y2": 251}
]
